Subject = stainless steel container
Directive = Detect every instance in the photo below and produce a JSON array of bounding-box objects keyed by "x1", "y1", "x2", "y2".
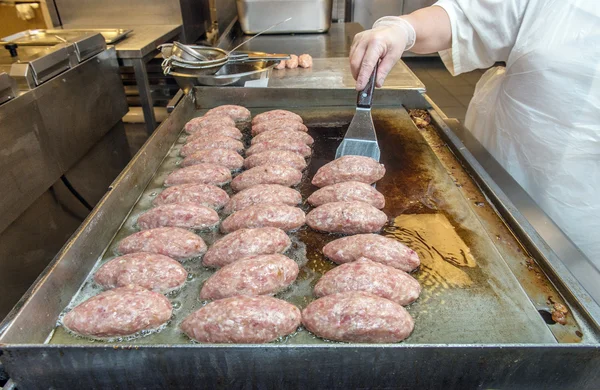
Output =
[{"x1": 236, "y1": 0, "x2": 333, "y2": 34}]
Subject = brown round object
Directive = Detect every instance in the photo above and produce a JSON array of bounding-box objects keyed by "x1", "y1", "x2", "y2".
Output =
[
  {"x1": 306, "y1": 201, "x2": 387, "y2": 234},
  {"x1": 221, "y1": 203, "x2": 305, "y2": 233}
]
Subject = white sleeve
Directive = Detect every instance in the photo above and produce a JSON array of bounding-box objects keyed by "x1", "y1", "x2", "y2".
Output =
[{"x1": 433, "y1": 0, "x2": 528, "y2": 75}]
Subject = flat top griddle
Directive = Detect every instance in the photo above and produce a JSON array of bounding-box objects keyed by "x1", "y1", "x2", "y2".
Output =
[{"x1": 48, "y1": 105, "x2": 557, "y2": 345}]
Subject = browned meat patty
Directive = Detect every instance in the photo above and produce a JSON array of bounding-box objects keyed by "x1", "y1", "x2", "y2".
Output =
[
  {"x1": 200, "y1": 254, "x2": 299, "y2": 300},
  {"x1": 307, "y1": 181, "x2": 385, "y2": 209},
  {"x1": 251, "y1": 129, "x2": 314, "y2": 146},
  {"x1": 180, "y1": 135, "x2": 244, "y2": 157},
  {"x1": 184, "y1": 116, "x2": 235, "y2": 134},
  {"x1": 224, "y1": 184, "x2": 302, "y2": 214},
  {"x1": 246, "y1": 140, "x2": 312, "y2": 158},
  {"x1": 62, "y1": 285, "x2": 172, "y2": 339},
  {"x1": 314, "y1": 258, "x2": 421, "y2": 305},
  {"x1": 186, "y1": 124, "x2": 243, "y2": 142},
  {"x1": 230, "y1": 165, "x2": 302, "y2": 192},
  {"x1": 182, "y1": 149, "x2": 244, "y2": 171},
  {"x1": 164, "y1": 164, "x2": 232, "y2": 187},
  {"x1": 118, "y1": 227, "x2": 207, "y2": 261},
  {"x1": 322, "y1": 233, "x2": 420, "y2": 272},
  {"x1": 312, "y1": 156, "x2": 386, "y2": 187},
  {"x1": 153, "y1": 183, "x2": 229, "y2": 210},
  {"x1": 137, "y1": 202, "x2": 219, "y2": 231},
  {"x1": 251, "y1": 119, "x2": 308, "y2": 136},
  {"x1": 221, "y1": 203, "x2": 305, "y2": 233},
  {"x1": 244, "y1": 150, "x2": 308, "y2": 171},
  {"x1": 306, "y1": 201, "x2": 387, "y2": 234},
  {"x1": 298, "y1": 54, "x2": 313, "y2": 68},
  {"x1": 203, "y1": 227, "x2": 291, "y2": 268},
  {"x1": 285, "y1": 54, "x2": 298, "y2": 68},
  {"x1": 180, "y1": 295, "x2": 301, "y2": 343},
  {"x1": 252, "y1": 109, "x2": 303, "y2": 125},
  {"x1": 301, "y1": 291, "x2": 414, "y2": 343},
  {"x1": 94, "y1": 252, "x2": 187, "y2": 294},
  {"x1": 205, "y1": 105, "x2": 251, "y2": 122}
]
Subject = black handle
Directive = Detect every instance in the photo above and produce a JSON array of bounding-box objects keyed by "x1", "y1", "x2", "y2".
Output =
[
  {"x1": 357, "y1": 61, "x2": 379, "y2": 108},
  {"x1": 4, "y1": 43, "x2": 18, "y2": 57}
]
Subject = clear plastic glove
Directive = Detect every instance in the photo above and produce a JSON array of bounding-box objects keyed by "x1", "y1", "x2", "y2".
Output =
[{"x1": 350, "y1": 17, "x2": 416, "y2": 90}]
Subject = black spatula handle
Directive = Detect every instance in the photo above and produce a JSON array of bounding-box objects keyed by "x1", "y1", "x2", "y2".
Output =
[{"x1": 357, "y1": 61, "x2": 379, "y2": 108}]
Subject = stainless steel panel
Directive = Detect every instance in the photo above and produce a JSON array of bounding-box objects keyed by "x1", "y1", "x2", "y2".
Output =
[
  {"x1": 0, "y1": 48, "x2": 127, "y2": 234},
  {"x1": 112, "y1": 25, "x2": 181, "y2": 59},
  {"x1": 1, "y1": 29, "x2": 131, "y2": 46},
  {"x1": 352, "y1": 0, "x2": 404, "y2": 28},
  {"x1": 0, "y1": 72, "x2": 17, "y2": 104},
  {"x1": 225, "y1": 22, "x2": 363, "y2": 58},
  {"x1": 55, "y1": 0, "x2": 207, "y2": 43},
  {"x1": 236, "y1": 0, "x2": 333, "y2": 34}
]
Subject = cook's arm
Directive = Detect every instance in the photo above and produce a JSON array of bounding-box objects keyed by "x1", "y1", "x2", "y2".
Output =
[{"x1": 350, "y1": 6, "x2": 451, "y2": 90}]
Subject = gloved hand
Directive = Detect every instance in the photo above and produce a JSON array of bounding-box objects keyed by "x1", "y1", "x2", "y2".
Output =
[{"x1": 350, "y1": 16, "x2": 416, "y2": 90}]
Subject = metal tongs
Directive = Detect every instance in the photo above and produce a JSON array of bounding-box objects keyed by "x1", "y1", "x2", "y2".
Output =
[{"x1": 335, "y1": 64, "x2": 381, "y2": 162}]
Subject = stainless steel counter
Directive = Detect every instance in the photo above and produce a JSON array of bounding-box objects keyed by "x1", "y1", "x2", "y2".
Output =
[
  {"x1": 223, "y1": 22, "x2": 364, "y2": 58},
  {"x1": 112, "y1": 25, "x2": 181, "y2": 59}
]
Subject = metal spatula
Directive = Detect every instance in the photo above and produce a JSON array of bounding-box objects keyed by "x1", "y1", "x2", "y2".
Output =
[{"x1": 335, "y1": 64, "x2": 380, "y2": 161}]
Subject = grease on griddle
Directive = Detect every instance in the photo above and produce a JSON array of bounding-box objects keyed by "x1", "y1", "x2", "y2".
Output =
[{"x1": 386, "y1": 214, "x2": 477, "y2": 297}]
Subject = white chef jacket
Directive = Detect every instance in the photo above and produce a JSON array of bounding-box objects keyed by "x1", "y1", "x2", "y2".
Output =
[{"x1": 433, "y1": 0, "x2": 600, "y2": 267}]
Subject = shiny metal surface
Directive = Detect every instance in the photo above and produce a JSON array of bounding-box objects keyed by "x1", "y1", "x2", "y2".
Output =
[
  {"x1": 336, "y1": 66, "x2": 380, "y2": 161},
  {"x1": 112, "y1": 25, "x2": 181, "y2": 59},
  {"x1": 1, "y1": 88, "x2": 599, "y2": 388},
  {"x1": 54, "y1": 0, "x2": 208, "y2": 43},
  {"x1": 236, "y1": 0, "x2": 333, "y2": 34},
  {"x1": 170, "y1": 60, "x2": 275, "y2": 91},
  {"x1": 0, "y1": 48, "x2": 127, "y2": 235},
  {"x1": 0, "y1": 72, "x2": 18, "y2": 104},
  {"x1": 429, "y1": 111, "x2": 600, "y2": 328},
  {"x1": 225, "y1": 22, "x2": 363, "y2": 58},
  {"x1": 268, "y1": 57, "x2": 425, "y2": 91},
  {"x1": 1, "y1": 29, "x2": 132, "y2": 46},
  {"x1": 0, "y1": 44, "x2": 71, "y2": 88}
]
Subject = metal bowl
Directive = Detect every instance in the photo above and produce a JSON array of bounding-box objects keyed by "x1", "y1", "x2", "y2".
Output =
[{"x1": 168, "y1": 60, "x2": 276, "y2": 92}]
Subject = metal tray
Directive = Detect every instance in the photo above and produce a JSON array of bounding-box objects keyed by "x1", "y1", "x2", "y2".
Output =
[
  {"x1": 1, "y1": 88, "x2": 599, "y2": 388},
  {"x1": 2, "y1": 28, "x2": 132, "y2": 45}
]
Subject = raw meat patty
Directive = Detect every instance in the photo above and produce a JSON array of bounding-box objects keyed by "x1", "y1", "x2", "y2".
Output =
[
  {"x1": 205, "y1": 105, "x2": 251, "y2": 122},
  {"x1": 184, "y1": 116, "x2": 235, "y2": 134},
  {"x1": 246, "y1": 140, "x2": 312, "y2": 158},
  {"x1": 186, "y1": 125, "x2": 243, "y2": 142},
  {"x1": 301, "y1": 291, "x2": 414, "y2": 343},
  {"x1": 230, "y1": 165, "x2": 302, "y2": 192},
  {"x1": 62, "y1": 285, "x2": 172, "y2": 339},
  {"x1": 314, "y1": 258, "x2": 421, "y2": 305},
  {"x1": 286, "y1": 54, "x2": 299, "y2": 69},
  {"x1": 275, "y1": 60, "x2": 286, "y2": 69},
  {"x1": 306, "y1": 201, "x2": 387, "y2": 234},
  {"x1": 307, "y1": 181, "x2": 385, "y2": 209},
  {"x1": 180, "y1": 135, "x2": 244, "y2": 157},
  {"x1": 252, "y1": 119, "x2": 308, "y2": 136},
  {"x1": 252, "y1": 129, "x2": 314, "y2": 145},
  {"x1": 323, "y1": 233, "x2": 420, "y2": 272},
  {"x1": 312, "y1": 156, "x2": 386, "y2": 187},
  {"x1": 298, "y1": 54, "x2": 313, "y2": 68},
  {"x1": 252, "y1": 109, "x2": 303, "y2": 125},
  {"x1": 94, "y1": 252, "x2": 187, "y2": 294},
  {"x1": 203, "y1": 227, "x2": 291, "y2": 268},
  {"x1": 153, "y1": 183, "x2": 229, "y2": 210},
  {"x1": 118, "y1": 227, "x2": 207, "y2": 261},
  {"x1": 137, "y1": 202, "x2": 219, "y2": 231},
  {"x1": 182, "y1": 148, "x2": 244, "y2": 170},
  {"x1": 224, "y1": 184, "x2": 302, "y2": 214},
  {"x1": 244, "y1": 150, "x2": 308, "y2": 171},
  {"x1": 180, "y1": 295, "x2": 301, "y2": 343},
  {"x1": 200, "y1": 254, "x2": 299, "y2": 299},
  {"x1": 221, "y1": 203, "x2": 306, "y2": 233},
  {"x1": 164, "y1": 164, "x2": 232, "y2": 187}
]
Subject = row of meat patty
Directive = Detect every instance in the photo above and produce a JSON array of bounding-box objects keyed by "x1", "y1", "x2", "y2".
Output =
[{"x1": 60, "y1": 105, "x2": 421, "y2": 344}]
